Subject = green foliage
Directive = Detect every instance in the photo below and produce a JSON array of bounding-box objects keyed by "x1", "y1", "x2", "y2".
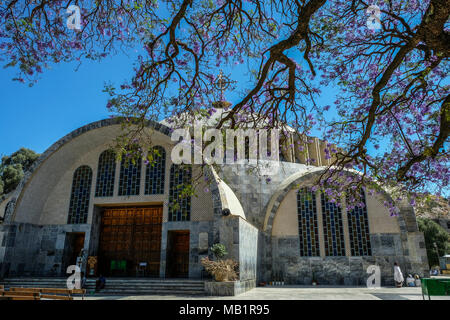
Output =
[
  {"x1": 211, "y1": 243, "x2": 228, "y2": 259},
  {"x1": 0, "y1": 148, "x2": 39, "y2": 195},
  {"x1": 417, "y1": 217, "x2": 450, "y2": 268}
]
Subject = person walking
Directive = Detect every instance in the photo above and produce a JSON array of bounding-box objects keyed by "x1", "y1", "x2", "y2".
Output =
[{"x1": 394, "y1": 262, "x2": 404, "y2": 288}]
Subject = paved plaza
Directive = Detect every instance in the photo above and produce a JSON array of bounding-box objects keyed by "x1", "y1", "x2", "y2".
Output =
[{"x1": 78, "y1": 286, "x2": 450, "y2": 300}]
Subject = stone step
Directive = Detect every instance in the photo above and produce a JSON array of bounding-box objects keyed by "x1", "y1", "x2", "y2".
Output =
[
  {"x1": 0, "y1": 278, "x2": 206, "y2": 295},
  {"x1": 3, "y1": 278, "x2": 204, "y2": 283},
  {"x1": 2, "y1": 284, "x2": 205, "y2": 289},
  {"x1": 85, "y1": 291, "x2": 206, "y2": 295},
  {"x1": 85, "y1": 283, "x2": 204, "y2": 287},
  {"x1": 2, "y1": 278, "x2": 204, "y2": 284},
  {"x1": 83, "y1": 288, "x2": 206, "y2": 293},
  {"x1": 4, "y1": 284, "x2": 204, "y2": 290}
]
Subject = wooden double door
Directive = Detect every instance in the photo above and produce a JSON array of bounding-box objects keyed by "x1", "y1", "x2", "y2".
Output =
[{"x1": 98, "y1": 206, "x2": 162, "y2": 277}]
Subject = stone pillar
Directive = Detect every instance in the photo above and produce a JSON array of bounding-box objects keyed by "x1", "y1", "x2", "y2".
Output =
[
  {"x1": 293, "y1": 133, "x2": 309, "y2": 164},
  {"x1": 341, "y1": 197, "x2": 352, "y2": 257},
  {"x1": 316, "y1": 191, "x2": 326, "y2": 257},
  {"x1": 307, "y1": 137, "x2": 321, "y2": 166}
]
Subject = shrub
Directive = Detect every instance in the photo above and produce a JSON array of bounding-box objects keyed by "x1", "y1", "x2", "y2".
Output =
[
  {"x1": 200, "y1": 257, "x2": 239, "y2": 282},
  {"x1": 210, "y1": 243, "x2": 228, "y2": 259},
  {"x1": 417, "y1": 217, "x2": 450, "y2": 268}
]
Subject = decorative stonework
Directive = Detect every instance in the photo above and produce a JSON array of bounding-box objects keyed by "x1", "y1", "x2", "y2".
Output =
[{"x1": 9, "y1": 118, "x2": 173, "y2": 222}]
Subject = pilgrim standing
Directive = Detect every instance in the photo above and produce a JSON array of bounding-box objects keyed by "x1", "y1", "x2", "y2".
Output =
[{"x1": 394, "y1": 262, "x2": 404, "y2": 287}]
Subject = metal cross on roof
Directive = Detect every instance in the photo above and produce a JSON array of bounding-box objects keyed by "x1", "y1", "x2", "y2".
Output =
[{"x1": 213, "y1": 70, "x2": 235, "y2": 101}]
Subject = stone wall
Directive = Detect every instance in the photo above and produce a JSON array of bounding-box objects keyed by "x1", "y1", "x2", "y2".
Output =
[
  {"x1": 204, "y1": 279, "x2": 256, "y2": 296},
  {"x1": 219, "y1": 162, "x2": 307, "y2": 229},
  {"x1": 0, "y1": 222, "x2": 91, "y2": 278},
  {"x1": 238, "y1": 218, "x2": 258, "y2": 281},
  {"x1": 254, "y1": 167, "x2": 429, "y2": 285},
  {"x1": 160, "y1": 220, "x2": 214, "y2": 278},
  {"x1": 215, "y1": 215, "x2": 258, "y2": 282},
  {"x1": 270, "y1": 233, "x2": 428, "y2": 286},
  {"x1": 257, "y1": 231, "x2": 272, "y2": 283},
  {"x1": 0, "y1": 219, "x2": 218, "y2": 279}
]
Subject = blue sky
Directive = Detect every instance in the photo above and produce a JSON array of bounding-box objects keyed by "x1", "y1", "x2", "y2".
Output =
[
  {"x1": 0, "y1": 53, "x2": 139, "y2": 156},
  {"x1": 0, "y1": 51, "x2": 342, "y2": 158},
  {"x1": 0, "y1": 1, "x2": 345, "y2": 158}
]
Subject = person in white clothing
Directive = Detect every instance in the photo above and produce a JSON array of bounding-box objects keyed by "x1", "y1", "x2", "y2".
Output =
[
  {"x1": 394, "y1": 262, "x2": 404, "y2": 287},
  {"x1": 414, "y1": 274, "x2": 421, "y2": 287},
  {"x1": 406, "y1": 274, "x2": 415, "y2": 287}
]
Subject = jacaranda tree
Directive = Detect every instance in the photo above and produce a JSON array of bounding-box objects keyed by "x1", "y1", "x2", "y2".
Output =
[{"x1": 0, "y1": 0, "x2": 448, "y2": 213}]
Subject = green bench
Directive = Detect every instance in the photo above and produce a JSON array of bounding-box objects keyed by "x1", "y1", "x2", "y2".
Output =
[{"x1": 421, "y1": 278, "x2": 450, "y2": 300}]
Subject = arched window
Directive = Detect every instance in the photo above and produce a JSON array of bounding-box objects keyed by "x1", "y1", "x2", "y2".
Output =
[
  {"x1": 145, "y1": 146, "x2": 166, "y2": 195},
  {"x1": 321, "y1": 192, "x2": 345, "y2": 256},
  {"x1": 95, "y1": 150, "x2": 116, "y2": 197},
  {"x1": 68, "y1": 165, "x2": 92, "y2": 224},
  {"x1": 168, "y1": 164, "x2": 191, "y2": 221},
  {"x1": 347, "y1": 189, "x2": 372, "y2": 256},
  {"x1": 297, "y1": 188, "x2": 320, "y2": 257},
  {"x1": 118, "y1": 156, "x2": 142, "y2": 196}
]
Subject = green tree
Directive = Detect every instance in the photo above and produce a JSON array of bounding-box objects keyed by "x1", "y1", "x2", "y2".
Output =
[
  {"x1": 0, "y1": 148, "x2": 39, "y2": 195},
  {"x1": 417, "y1": 217, "x2": 450, "y2": 268}
]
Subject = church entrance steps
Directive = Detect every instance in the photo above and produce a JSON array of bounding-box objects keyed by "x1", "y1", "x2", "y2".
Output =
[{"x1": 0, "y1": 278, "x2": 206, "y2": 296}]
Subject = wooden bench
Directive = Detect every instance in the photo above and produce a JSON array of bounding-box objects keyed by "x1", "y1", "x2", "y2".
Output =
[
  {"x1": 8, "y1": 287, "x2": 86, "y2": 300},
  {"x1": 0, "y1": 290, "x2": 40, "y2": 300},
  {"x1": 10, "y1": 287, "x2": 41, "y2": 293},
  {"x1": 0, "y1": 296, "x2": 41, "y2": 300},
  {"x1": 71, "y1": 288, "x2": 86, "y2": 299}
]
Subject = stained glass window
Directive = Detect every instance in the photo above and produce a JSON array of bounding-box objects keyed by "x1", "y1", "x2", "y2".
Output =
[
  {"x1": 297, "y1": 188, "x2": 320, "y2": 257},
  {"x1": 144, "y1": 146, "x2": 166, "y2": 195},
  {"x1": 321, "y1": 192, "x2": 346, "y2": 256},
  {"x1": 118, "y1": 156, "x2": 141, "y2": 196},
  {"x1": 95, "y1": 150, "x2": 116, "y2": 197},
  {"x1": 168, "y1": 164, "x2": 191, "y2": 221},
  {"x1": 347, "y1": 189, "x2": 372, "y2": 256},
  {"x1": 68, "y1": 165, "x2": 92, "y2": 224}
]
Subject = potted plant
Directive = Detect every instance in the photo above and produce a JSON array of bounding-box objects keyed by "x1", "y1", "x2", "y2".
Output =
[
  {"x1": 201, "y1": 243, "x2": 239, "y2": 282},
  {"x1": 201, "y1": 257, "x2": 239, "y2": 282},
  {"x1": 211, "y1": 243, "x2": 228, "y2": 259}
]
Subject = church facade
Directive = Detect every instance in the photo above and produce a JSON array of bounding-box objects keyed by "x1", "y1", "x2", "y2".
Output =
[{"x1": 0, "y1": 116, "x2": 429, "y2": 286}]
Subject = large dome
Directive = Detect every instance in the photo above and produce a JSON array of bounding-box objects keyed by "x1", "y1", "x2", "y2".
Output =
[{"x1": 160, "y1": 101, "x2": 335, "y2": 167}]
